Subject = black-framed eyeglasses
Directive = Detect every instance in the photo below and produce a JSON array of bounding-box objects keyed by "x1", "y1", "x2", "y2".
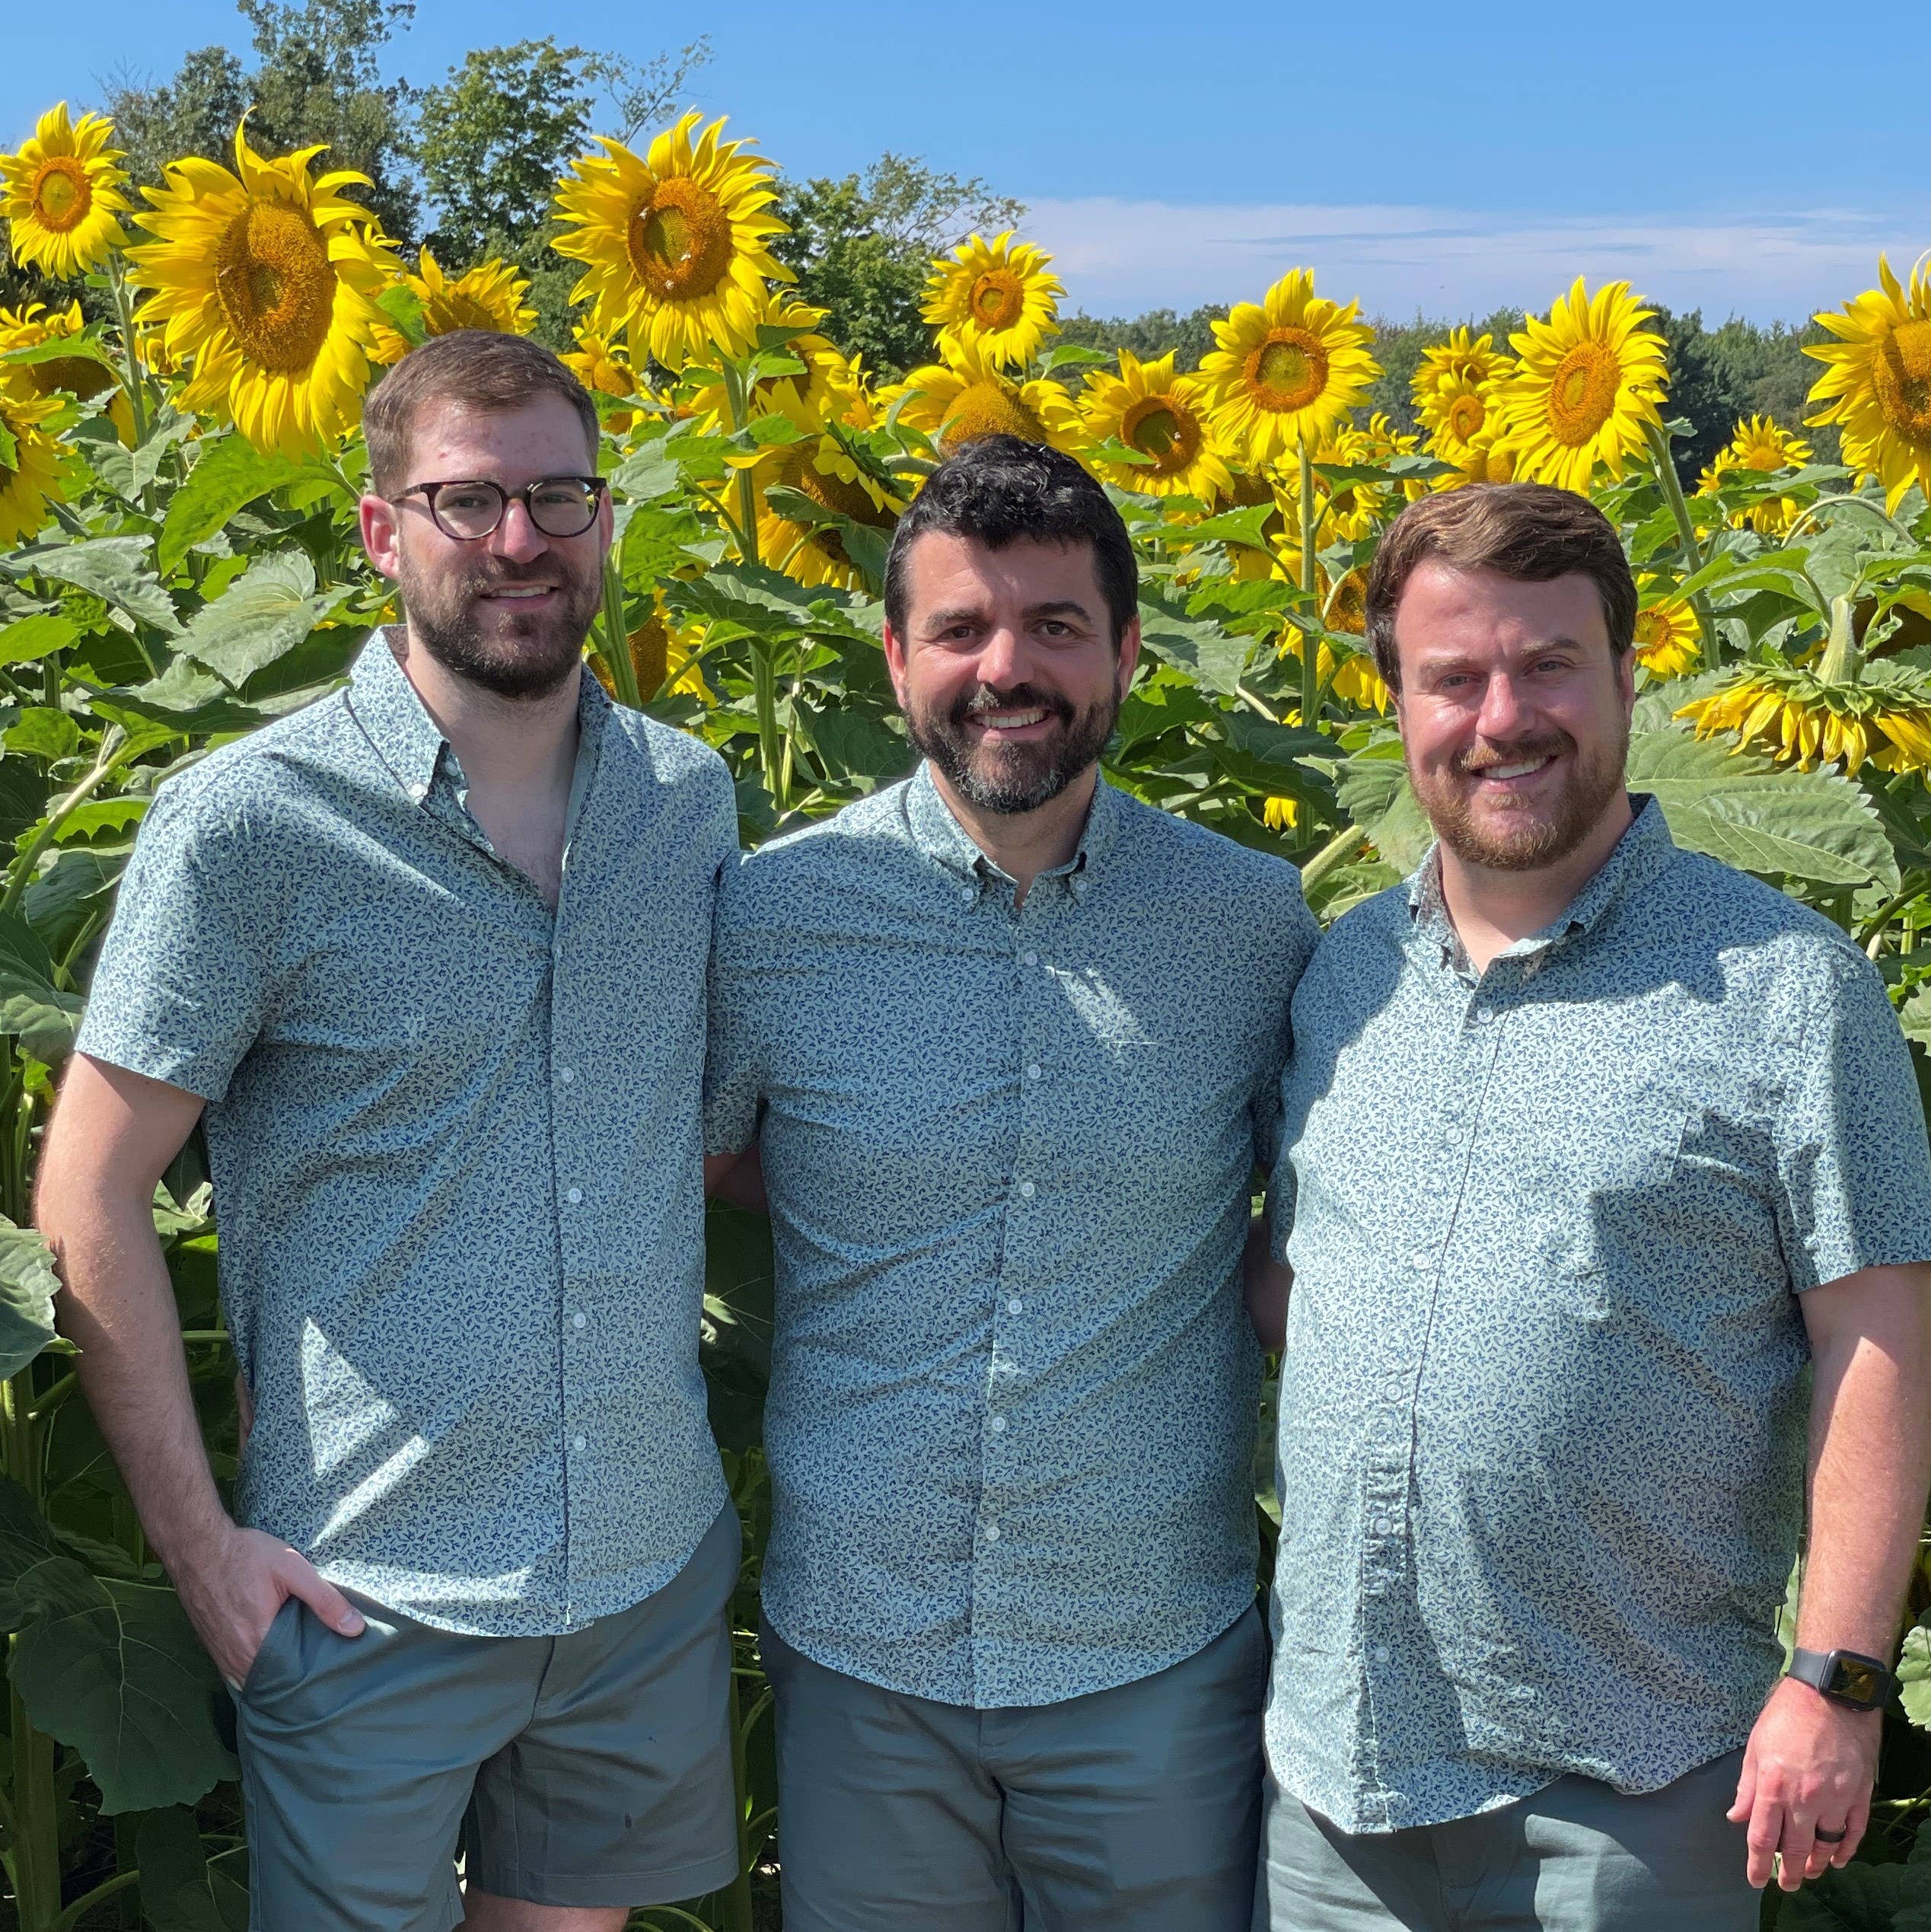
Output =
[{"x1": 393, "y1": 476, "x2": 607, "y2": 541}]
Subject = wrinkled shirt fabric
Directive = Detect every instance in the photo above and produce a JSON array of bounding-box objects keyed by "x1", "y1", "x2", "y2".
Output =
[
  {"x1": 1266, "y1": 797, "x2": 1931, "y2": 1831},
  {"x1": 78, "y1": 636, "x2": 738, "y2": 1636},
  {"x1": 707, "y1": 762, "x2": 1318, "y2": 1707}
]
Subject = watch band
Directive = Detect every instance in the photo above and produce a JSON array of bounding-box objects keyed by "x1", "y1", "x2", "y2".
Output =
[{"x1": 1788, "y1": 1646, "x2": 1897, "y2": 1710}]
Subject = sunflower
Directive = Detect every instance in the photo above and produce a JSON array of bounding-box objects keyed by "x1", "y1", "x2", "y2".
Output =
[
  {"x1": 750, "y1": 375, "x2": 901, "y2": 589},
  {"x1": 1493, "y1": 279, "x2": 1668, "y2": 493},
  {"x1": 1632, "y1": 578, "x2": 1700, "y2": 679},
  {"x1": 127, "y1": 123, "x2": 396, "y2": 458},
  {"x1": 1421, "y1": 371, "x2": 1508, "y2": 467},
  {"x1": 1697, "y1": 414, "x2": 1813, "y2": 534},
  {"x1": 371, "y1": 246, "x2": 538, "y2": 364},
  {"x1": 1262, "y1": 796, "x2": 1299, "y2": 831},
  {"x1": 0, "y1": 102, "x2": 132, "y2": 278},
  {"x1": 1411, "y1": 327, "x2": 1512, "y2": 413},
  {"x1": 890, "y1": 337, "x2": 1082, "y2": 454},
  {"x1": 1199, "y1": 269, "x2": 1380, "y2": 467},
  {"x1": 553, "y1": 113, "x2": 789, "y2": 371},
  {"x1": 1078, "y1": 349, "x2": 1233, "y2": 499},
  {"x1": 921, "y1": 231, "x2": 1063, "y2": 370},
  {"x1": 1677, "y1": 660, "x2": 1931, "y2": 776},
  {"x1": 1281, "y1": 624, "x2": 1391, "y2": 714},
  {"x1": 562, "y1": 324, "x2": 645, "y2": 432},
  {"x1": 1806, "y1": 256, "x2": 1931, "y2": 514},
  {"x1": 591, "y1": 595, "x2": 713, "y2": 705},
  {"x1": 1436, "y1": 437, "x2": 1518, "y2": 490},
  {"x1": 0, "y1": 379, "x2": 70, "y2": 546}
]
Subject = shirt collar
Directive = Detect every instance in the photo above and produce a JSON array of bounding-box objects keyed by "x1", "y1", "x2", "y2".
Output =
[
  {"x1": 1407, "y1": 793, "x2": 1676, "y2": 964},
  {"x1": 904, "y1": 760, "x2": 1123, "y2": 898},
  {"x1": 345, "y1": 626, "x2": 611, "y2": 803}
]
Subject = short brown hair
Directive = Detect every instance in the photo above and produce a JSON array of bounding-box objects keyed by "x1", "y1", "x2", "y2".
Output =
[
  {"x1": 362, "y1": 330, "x2": 601, "y2": 498},
  {"x1": 1364, "y1": 483, "x2": 1636, "y2": 691}
]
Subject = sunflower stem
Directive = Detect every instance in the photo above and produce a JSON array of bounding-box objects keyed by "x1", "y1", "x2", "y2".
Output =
[
  {"x1": 1642, "y1": 418, "x2": 1722, "y2": 668},
  {"x1": 104, "y1": 254, "x2": 150, "y2": 451},
  {"x1": 1298, "y1": 441, "x2": 1319, "y2": 725},
  {"x1": 1299, "y1": 822, "x2": 1363, "y2": 894},
  {"x1": 719, "y1": 361, "x2": 762, "y2": 568},
  {"x1": 1819, "y1": 595, "x2": 1862, "y2": 685},
  {"x1": 596, "y1": 557, "x2": 642, "y2": 708}
]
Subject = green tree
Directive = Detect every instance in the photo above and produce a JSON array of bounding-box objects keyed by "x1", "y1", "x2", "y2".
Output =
[
  {"x1": 1055, "y1": 304, "x2": 1228, "y2": 375},
  {"x1": 412, "y1": 35, "x2": 710, "y2": 346},
  {"x1": 771, "y1": 157, "x2": 1024, "y2": 378},
  {"x1": 102, "y1": 0, "x2": 419, "y2": 241}
]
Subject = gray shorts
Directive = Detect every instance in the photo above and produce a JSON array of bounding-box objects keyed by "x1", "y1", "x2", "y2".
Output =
[
  {"x1": 234, "y1": 1503, "x2": 741, "y2": 1932},
  {"x1": 763, "y1": 1603, "x2": 1267, "y2": 1930},
  {"x1": 1253, "y1": 1749, "x2": 1758, "y2": 1932}
]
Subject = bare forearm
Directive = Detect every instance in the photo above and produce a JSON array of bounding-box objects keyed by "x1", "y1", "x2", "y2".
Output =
[
  {"x1": 49, "y1": 1190, "x2": 230, "y2": 1572},
  {"x1": 1799, "y1": 1301, "x2": 1931, "y2": 1657}
]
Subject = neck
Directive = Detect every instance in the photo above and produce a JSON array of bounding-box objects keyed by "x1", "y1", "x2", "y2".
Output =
[
  {"x1": 931, "y1": 761, "x2": 1099, "y2": 906},
  {"x1": 1438, "y1": 791, "x2": 1636, "y2": 974},
  {"x1": 389, "y1": 626, "x2": 581, "y2": 797}
]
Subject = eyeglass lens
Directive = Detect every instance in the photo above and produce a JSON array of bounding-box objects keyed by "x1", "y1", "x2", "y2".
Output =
[{"x1": 430, "y1": 480, "x2": 599, "y2": 540}]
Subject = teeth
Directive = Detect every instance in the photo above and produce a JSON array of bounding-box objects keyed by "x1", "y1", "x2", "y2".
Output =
[
  {"x1": 1482, "y1": 759, "x2": 1548, "y2": 780},
  {"x1": 974, "y1": 708, "x2": 1047, "y2": 728},
  {"x1": 486, "y1": 587, "x2": 551, "y2": 599}
]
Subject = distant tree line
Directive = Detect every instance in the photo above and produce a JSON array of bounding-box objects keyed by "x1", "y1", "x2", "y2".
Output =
[{"x1": 8, "y1": 0, "x2": 1840, "y2": 478}]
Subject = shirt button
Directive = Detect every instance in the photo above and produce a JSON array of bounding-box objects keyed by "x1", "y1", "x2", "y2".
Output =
[
  {"x1": 1373, "y1": 1643, "x2": 1391, "y2": 1664},
  {"x1": 1372, "y1": 1516, "x2": 1393, "y2": 1535},
  {"x1": 984, "y1": 1523, "x2": 1000, "y2": 1542},
  {"x1": 989, "y1": 1414, "x2": 1007, "y2": 1433},
  {"x1": 572, "y1": 1433, "x2": 587, "y2": 1452},
  {"x1": 559, "y1": 1067, "x2": 576, "y2": 1086},
  {"x1": 1071, "y1": 878, "x2": 1088, "y2": 895},
  {"x1": 960, "y1": 887, "x2": 974, "y2": 903},
  {"x1": 1021, "y1": 950, "x2": 1039, "y2": 967},
  {"x1": 566, "y1": 1187, "x2": 583, "y2": 1205},
  {"x1": 1025, "y1": 1063, "x2": 1041, "y2": 1080},
  {"x1": 407, "y1": 780, "x2": 429, "y2": 801},
  {"x1": 1409, "y1": 1247, "x2": 1429, "y2": 1268},
  {"x1": 572, "y1": 1312, "x2": 587, "y2": 1330},
  {"x1": 1018, "y1": 1181, "x2": 1036, "y2": 1198},
  {"x1": 1008, "y1": 1297, "x2": 1023, "y2": 1315}
]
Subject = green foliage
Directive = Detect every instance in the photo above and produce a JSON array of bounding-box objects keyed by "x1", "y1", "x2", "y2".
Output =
[
  {"x1": 770, "y1": 158, "x2": 1024, "y2": 378},
  {"x1": 1056, "y1": 304, "x2": 1230, "y2": 375},
  {"x1": 104, "y1": 0, "x2": 420, "y2": 242}
]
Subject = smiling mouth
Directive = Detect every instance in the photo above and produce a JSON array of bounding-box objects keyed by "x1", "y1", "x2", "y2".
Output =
[
  {"x1": 969, "y1": 706, "x2": 1051, "y2": 733},
  {"x1": 478, "y1": 585, "x2": 555, "y2": 601},
  {"x1": 1467, "y1": 752, "x2": 1557, "y2": 784}
]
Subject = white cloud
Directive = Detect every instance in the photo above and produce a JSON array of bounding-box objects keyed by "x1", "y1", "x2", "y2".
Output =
[{"x1": 1021, "y1": 197, "x2": 1929, "y2": 324}]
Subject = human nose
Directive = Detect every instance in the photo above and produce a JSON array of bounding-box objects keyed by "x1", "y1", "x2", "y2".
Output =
[
  {"x1": 486, "y1": 495, "x2": 548, "y2": 565},
  {"x1": 1474, "y1": 668, "x2": 1530, "y2": 741},
  {"x1": 975, "y1": 623, "x2": 1028, "y2": 690}
]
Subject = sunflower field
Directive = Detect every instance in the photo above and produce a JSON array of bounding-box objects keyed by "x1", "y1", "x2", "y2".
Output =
[{"x1": 2, "y1": 89, "x2": 1931, "y2": 1930}]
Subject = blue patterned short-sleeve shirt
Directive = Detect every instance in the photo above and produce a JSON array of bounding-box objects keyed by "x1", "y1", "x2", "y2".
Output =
[
  {"x1": 1266, "y1": 796, "x2": 1931, "y2": 1832},
  {"x1": 707, "y1": 762, "x2": 1318, "y2": 1708},
  {"x1": 76, "y1": 636, "x2": 737, "y2": 1637}
]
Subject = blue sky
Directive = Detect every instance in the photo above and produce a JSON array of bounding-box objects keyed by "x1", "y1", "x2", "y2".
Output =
[{"x1": 9, "y1": 0, "x2": 1929, "y2": 323}]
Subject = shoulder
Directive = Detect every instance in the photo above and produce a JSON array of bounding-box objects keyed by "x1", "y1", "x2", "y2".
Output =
[
  {"x1": 604, "y1": 709, "x2": 734, "y2": 807},
  {"x1": 716, "y1": 783, "x2": 918, "y2": 937},
  {"x1": 1646, "y1": 847, "x2": 1875, "y2": 1012},
  {"x1": 1110, "y1": 789, "x2": 1314, "y2": 923}
]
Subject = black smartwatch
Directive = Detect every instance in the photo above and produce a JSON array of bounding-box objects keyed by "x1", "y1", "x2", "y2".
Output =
[{"x1": 1786, "y1": 1647, "x2": 1898, "y2": 1711}]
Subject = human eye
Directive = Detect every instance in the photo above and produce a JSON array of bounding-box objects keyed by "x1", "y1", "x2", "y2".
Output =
[
  {"x1": 438, "y1": 483, "x2": 496, "y2": 514},
  {"x1": 534, "y1": 480, "x2": 590, "y2": 511}
]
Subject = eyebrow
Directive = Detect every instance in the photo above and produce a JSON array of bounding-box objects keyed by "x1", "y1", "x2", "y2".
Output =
[{"x1": 1414, "y1": 633, "x2": 1591, "y2": 668}]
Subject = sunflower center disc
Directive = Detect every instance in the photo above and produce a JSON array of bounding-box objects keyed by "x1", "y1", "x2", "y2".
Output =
[
  {"x1": 1123, "y1": 397, "x2": 1199, "y2": 474},
  {"x1": 1548, "y1": 340, "x2": 1620, "y2": 446},
  {"x1": 630, "y1": 178, "x2": 732, "y2": 301},
  {"x1": 434, "y1": 292, "x2": 500, "y2": 334},
  {"x1": 29, "y1": 354, "x2": 113, "y2": 403},
  {"x1": 1448, "y1": 394, "x2": 1486, "y2": 442},
  {"x1": 1874, "y1": 318, "x2": 1931, "y2": 442},
  {"x1": 1248, "y1": 330, "x2": 1328, "y2": 413},
  {"x1": 968, "y1": 269, "x2": 1024, "y2": 331},
  {"x1": 214, "y1": 201, "x2": 339, "y2": 374},
  {"x1": 31, "y1": 158, "x2": 90, "y2": 232},
  {"x1": 942, "y1": 380, "x2": 1047, "y2": 446}
]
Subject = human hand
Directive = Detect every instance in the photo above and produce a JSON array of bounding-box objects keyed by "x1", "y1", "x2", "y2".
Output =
[
  {"x1": 1729, "y1": 1675, "x2": 1881, "y2": 1889},
  {"x1": 171, "y1": 1520, "x2": 365, "y2": 1691}
]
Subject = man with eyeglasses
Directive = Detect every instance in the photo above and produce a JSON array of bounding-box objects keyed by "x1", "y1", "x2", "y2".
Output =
[{"x1": 37, "y1": 331, "x2": 744, "y2": 1932}]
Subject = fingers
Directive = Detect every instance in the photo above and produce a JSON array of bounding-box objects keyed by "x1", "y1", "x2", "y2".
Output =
[
  {"x1": 1726, "y1": 1749, "x2": 1757, "y2": 1825},
  {"x1": 1745, "y1": 1793, "x2": 1783, "y2": 1890},
  {"x1": 1834, "y1": 1793, "x2": 1871, "y2": 1867},
  {"x1": 1778, "y1": 1813, "x2": 1816, "y2": 1891},
  {"x1": 279, "y1": 1554, "x2": 365, "y2": 1637}
]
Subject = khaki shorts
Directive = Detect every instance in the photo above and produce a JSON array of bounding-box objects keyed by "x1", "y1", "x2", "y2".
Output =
[{"x1": 234, "y1": 1504, "x2": 741, "y2": 1932}]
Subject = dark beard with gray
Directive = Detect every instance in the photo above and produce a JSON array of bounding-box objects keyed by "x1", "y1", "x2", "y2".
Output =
[
  {"x1": 906, "y1": 679, "x2": 1120, "y2": 815},
  {"x1": 399, "y1": 555, "x2": 603, "y2": 701}
]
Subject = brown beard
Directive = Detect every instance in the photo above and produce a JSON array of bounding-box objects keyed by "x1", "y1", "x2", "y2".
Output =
[
  {"x1": 1410, "y1": 716, "x2": 1630, "y2": 872},
  {"x1": 399, "y1": 553, "x2": 604, "y2": 702},
  {"x1": 904, "y1": 678, "x2": 1121, "y2": 815}
]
